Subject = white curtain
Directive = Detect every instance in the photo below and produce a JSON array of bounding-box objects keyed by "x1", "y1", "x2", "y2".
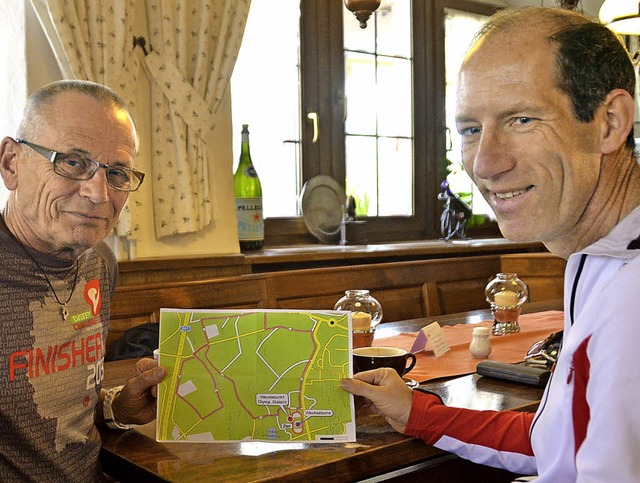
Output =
[
  {"x1": 144, "y1": 0, "x2": 250, "y2": 237},
  {"x1": 30, "y1": 0, "x2": 145, "y2": 240},
  {"x1": 32, "y1": 0, "x2": 251, "y2": 240}
]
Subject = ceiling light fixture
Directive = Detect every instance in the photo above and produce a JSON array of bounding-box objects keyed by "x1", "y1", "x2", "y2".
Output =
[
  {"x1": 599, "y1": 0, "x2": 640, "y2": 35},
  {"x1": 344, "y1": 0, "x2": 381, "y2": 29}
]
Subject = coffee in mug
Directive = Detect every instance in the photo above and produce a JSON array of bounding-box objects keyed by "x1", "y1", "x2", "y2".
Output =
[{"x1": 352, "y1": 346, "x2": 417, "y2": 377}]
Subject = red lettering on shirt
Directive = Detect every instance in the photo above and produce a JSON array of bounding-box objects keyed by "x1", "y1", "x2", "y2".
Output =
[
  {"x1": 9, "y1": 351, "x2": 28, "y2": 381},
  {"x1": 7, "y1": 332, "x2": 104, "y2": 381},
  {"x1": 35, "y1": 346, "x2": 53, "y2": 377},
  {"x1": 57, "y1": 342, "x2": 70, "y2": 371},
  {"x1": 71, "y1": 338, "x2": 85, "y2": 367}
]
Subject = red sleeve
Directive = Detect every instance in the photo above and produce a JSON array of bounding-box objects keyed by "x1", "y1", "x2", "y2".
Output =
[{"x1": 404, "y1": 390, "x2": 536, "y2": 472}]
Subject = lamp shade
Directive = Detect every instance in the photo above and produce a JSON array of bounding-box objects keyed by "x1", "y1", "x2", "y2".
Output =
[{"x1": 600, "y1": 0, "x2": 640, "y2": 35}]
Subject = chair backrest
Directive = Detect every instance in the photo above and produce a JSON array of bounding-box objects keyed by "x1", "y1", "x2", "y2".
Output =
[{"x1": 422, "y1": 282, "x2": 442, "y2": 317}]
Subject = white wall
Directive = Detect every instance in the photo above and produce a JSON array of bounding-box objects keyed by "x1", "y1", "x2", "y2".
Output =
[
  {"x1": 0, "y1": 2, "x2": 26, "y2": 137},
  {"x1": 0, "y1": 1, "x2": 27, "y2": 208}
]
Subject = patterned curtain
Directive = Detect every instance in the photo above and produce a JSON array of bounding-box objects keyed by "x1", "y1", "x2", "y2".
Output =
[
  {"x1": 30, "y1": 0, "x2": 145, "y2": 240},
  {"x1": 143, "y1": 0, "x2": 250, "y2": 237}
]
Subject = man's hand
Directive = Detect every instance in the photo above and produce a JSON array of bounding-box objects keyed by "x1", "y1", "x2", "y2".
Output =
[
  {"x1": 112, "y1": 358, "x2": 166, "y2": 425},
  {"x1": 340, "y1": 368, "x2": 413, "y2": 433}
]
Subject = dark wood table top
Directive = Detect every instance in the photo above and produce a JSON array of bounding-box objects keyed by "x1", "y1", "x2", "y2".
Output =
[{"x1": 100, "y1": 300, "x2": 562, "y2": 482}]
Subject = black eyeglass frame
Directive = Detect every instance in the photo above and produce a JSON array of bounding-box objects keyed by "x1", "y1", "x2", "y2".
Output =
[{"x1": 16, "y1": 138, "x2": 145, "y2": 192}]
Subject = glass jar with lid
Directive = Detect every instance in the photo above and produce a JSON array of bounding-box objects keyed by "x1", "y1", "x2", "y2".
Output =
[
  {"x1": 334, "y1": 290, "x2": 383, "y2": 348},
  {"x1": 485, "y1": 273, "x2": 528, "y2": 335}
]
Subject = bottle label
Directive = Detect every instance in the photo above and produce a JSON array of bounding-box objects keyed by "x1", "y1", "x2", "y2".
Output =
[
  {"x1": 244, "y1": 165, "x2": 258, "y2": 178},
  {"x1": 236, "y1": 197, "x2": 264, "y2": 241}
]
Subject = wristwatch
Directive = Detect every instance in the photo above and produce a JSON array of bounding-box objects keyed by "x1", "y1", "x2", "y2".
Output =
[{"x1": 103, "y1": 385, "x2": 135, "y2": 430}]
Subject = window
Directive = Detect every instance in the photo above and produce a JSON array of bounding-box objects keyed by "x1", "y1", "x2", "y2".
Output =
[
  {"x1": 230, "y1": 0, "x2": 301, "y2": 219},
  {"x1": 444, "y1": 7, "x2": 494, "y2": 221},
  {"x1": 231, "y1": 0, "x2": 500, "y2": 245}
]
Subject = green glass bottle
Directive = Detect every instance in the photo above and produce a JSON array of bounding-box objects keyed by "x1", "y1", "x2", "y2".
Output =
[{"x1": 234, "y1": 124, "x2": 264, "y2": 250}]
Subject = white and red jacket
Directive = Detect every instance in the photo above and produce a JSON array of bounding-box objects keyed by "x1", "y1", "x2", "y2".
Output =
[{"x1": 405, "y1": 205, "x2": 640, "y2": 481}]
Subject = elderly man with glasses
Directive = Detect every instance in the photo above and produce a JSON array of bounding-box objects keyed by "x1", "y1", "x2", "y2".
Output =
[{"x1": 0, "y1": 80, "x2": 165, "y2": 482}]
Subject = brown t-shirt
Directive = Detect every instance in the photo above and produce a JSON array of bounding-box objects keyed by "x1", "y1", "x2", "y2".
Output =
[{"x1": 0, "y1": 218, "x2": 117, "y2": 482}]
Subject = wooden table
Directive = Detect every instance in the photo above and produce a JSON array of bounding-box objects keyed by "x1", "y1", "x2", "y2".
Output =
[{"x1": 100, "y1": 300, "x2": 562, "y2": 482}]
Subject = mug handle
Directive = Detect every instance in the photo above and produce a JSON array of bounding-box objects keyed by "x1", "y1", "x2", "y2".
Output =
[{"x1": 404, "y1": 353, "x2": 417, "y2": 375}]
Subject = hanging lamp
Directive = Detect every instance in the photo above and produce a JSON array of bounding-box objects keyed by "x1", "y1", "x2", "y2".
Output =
[
  {"x1": 600, "y1": 0, "x2": 640, "y2": 35},
  {"x1": 344, "y1": 0, "x2": 381, "y2": 29}
]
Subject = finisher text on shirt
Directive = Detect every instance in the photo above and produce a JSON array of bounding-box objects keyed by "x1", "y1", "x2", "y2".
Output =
[{"x1": 8, "y1": 331, "x2": 104, "y2": 381}]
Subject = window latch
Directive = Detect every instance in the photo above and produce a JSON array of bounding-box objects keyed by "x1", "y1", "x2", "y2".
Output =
[{"x1": 307, "y1": 112, "x2": 319, "y2": 143}]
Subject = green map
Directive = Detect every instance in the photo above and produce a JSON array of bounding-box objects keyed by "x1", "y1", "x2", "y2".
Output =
[{"x1": 157, "y1": 309, "x2": 355, "y2": 443}]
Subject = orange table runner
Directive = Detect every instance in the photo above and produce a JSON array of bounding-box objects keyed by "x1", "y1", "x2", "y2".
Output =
[{"x1": 373, "y1": 311, "x2": 564, "y2": 383}]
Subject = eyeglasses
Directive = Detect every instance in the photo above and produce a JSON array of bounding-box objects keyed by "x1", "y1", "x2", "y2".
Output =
[{"x1": 16, "y1": 139, "x2": 145, "y2": 192}]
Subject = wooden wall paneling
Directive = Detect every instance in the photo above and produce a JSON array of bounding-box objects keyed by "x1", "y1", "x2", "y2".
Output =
[
  {"x1": 108, "y1": 276, "x2": 270, "y2": 349},
  {"x1": 106, "y1": 252, "x2": 566, "y2": 351},
  {"x1": 435, "y1": 279, "x2": 491, "y2": 315},
  {"x1": 500, "y1": 253, "x2": 566, "y2": 303},
  {"x1": 116, "y1": 254, "x2": 247, "y2": 287},
  {"x1": 272, "y1": 286, "x2": 427, "y2": 323},
  {"x1": 373, "y1": 286, "x2": 426, "y2": 322},
  {"x1": 265, "y1": 255, "x2": 501, "y2": 323}
]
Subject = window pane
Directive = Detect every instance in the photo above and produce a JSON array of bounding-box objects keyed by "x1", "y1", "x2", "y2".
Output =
[
  {"x1": 376, "y1": 0, "x2": 411, "y2": 58},
  {"x1": 343, "y1": 0, "x2": 410, "y2": 57},
  {"x1": 343, "y1": 4, "x2": 375, "y2": 52},
  {"x1": 345, "y1": 52, "x2": 377, "y2": 135},
  {"x1": 377, "y1": 56, "x2": 411, "y2": 137},
  {"x1": 345, "y1": 135, "x2": 377, "y2": 216},
  {"x1": 345, "y1": 136, "x2": 412, "y2": 217},
  {"x1": 378, "y1": 137, "x2": 412, "y2": 216},
  {"x1": 444, "y1": 8, "x2": 493, "y2": 218},
  {"x1": 231, "y1": 0, "x2": 301, "y2": 218}
]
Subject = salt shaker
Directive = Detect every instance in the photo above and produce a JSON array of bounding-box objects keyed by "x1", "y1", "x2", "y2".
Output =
[{"x1": 469, "y1": 326, "x2": 492, "y2": 358}]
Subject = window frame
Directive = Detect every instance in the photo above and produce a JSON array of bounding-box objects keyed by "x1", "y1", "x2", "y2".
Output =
[{"x1": 264, "y1": 0, "x2": 501, "y2": 246}]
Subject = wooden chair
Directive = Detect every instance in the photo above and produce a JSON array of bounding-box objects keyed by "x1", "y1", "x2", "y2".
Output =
[{"x1": 422, "y1": 282, "x2": 442, "y2": 317}]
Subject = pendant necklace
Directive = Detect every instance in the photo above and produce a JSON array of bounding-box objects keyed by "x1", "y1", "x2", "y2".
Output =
[{"x1": 18, "y1": 244, "x2": 79, "y2": 321}]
